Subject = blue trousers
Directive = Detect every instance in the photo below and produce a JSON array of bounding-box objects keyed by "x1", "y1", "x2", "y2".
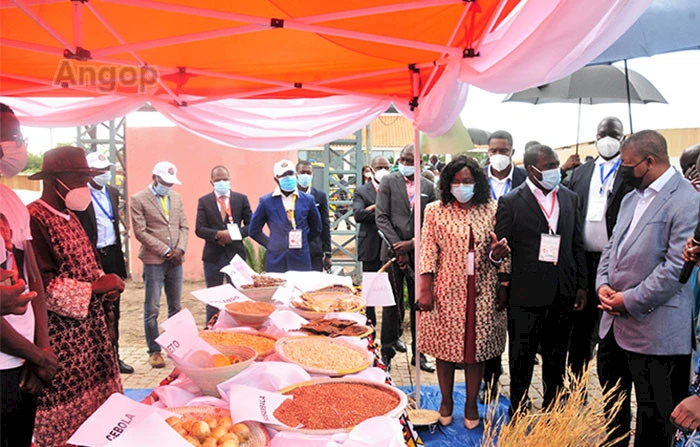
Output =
[{"x1": 143, "y1": 261, "x2": 183, "y2": 354}]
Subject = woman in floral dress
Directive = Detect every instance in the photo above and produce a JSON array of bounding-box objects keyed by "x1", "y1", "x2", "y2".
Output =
[
  {"x1": 417, "y1": 156, "x2": 509, "y2": 429},
  {"x1": 27, "y1": 147, "x2": 124, "y2": 446}
]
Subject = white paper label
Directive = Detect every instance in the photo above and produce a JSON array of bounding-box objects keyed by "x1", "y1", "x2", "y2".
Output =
[
  {"x1": 538, "y1": 233, "x2": 561, "y2": 264},
  {"x1": 220, "y1": 254, "x2": 255, "y2": 288},
  {"x1": 289, "y1": 229, "x2": 303, "y2": 249},
  {"x1": 586, "y1": 194, "x2": 606, "y2": 222},
  {"x1": 190, "y1": 284, "x2": 249, "y2": 310},
  {"x1": 226, "y1": 384, "x2": 292, "y2": 426},
  {"x1": 467, "y1": 252, "x2": 475, "y2": 276},
  {"x1": 361, "y1": 272, "x2": 396, "y2": 307},
  {"x1": 227, "y1": 223, "x2": 242, "y2": 241},
  {"x1": 108, "y1": 413, "x2": 192, "y2": 447},
  {"x1": 156, "y1": 310, "x2": 220, "y2": 364},
  {"x1": 67, "y1": 393, "x2": 177, "y2": 447}
]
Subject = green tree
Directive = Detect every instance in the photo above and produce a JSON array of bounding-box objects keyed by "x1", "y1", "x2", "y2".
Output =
[{"x1": 22, "y1": 152, "x2": 43, "y2": 173}]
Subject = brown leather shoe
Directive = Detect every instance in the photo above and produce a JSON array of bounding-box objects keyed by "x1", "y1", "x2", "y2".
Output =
[{"x1": 148, "y1": 352, "x2": 165, "y2": 368}]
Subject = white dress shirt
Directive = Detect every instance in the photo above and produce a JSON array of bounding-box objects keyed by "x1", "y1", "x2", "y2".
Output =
[
  {"x1": 617, "y1": 166, "x2": 676, "y2": 256},
  {"x1": 488, "y1": 165, "x2": 514, "y2": 200},
  {"x1": 88, "y1": 183, "x2": 117, "y2": 248},
  {"x1": 526, "y1": 177, "x2": 560, "y2": 233},
  {"x1": 583, "y1": 155, "x2": 620, "y2": 252}
]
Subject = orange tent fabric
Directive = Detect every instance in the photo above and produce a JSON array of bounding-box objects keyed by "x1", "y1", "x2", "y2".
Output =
[{"x1": 0, "y1": 0, "x2": 518, "y2": 101}]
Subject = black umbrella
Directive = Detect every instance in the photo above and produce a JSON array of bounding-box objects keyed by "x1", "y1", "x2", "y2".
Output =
[
  {"x1": 503, "y1": 64, "x2": 667, "y2": 151},
  {"x1": 467, "y1": 128, "x2": 491, "y2": 146}
]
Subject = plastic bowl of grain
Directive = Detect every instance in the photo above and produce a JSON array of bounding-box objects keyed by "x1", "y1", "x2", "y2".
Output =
[{"x1": 224, "y1": 301, "x2": 277, "y2": 328}]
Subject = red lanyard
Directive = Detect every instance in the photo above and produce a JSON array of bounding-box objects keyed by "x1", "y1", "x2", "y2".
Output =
[
  {"x1": 217, "y1": 196, "x2": 231, "y2": 222},
  {"x1": 534, "y1": 190, "x2": 557, "y2": 232}
]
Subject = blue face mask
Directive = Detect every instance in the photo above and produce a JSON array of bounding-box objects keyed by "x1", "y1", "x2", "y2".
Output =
[
  {"x1": 297, "y1": 173, "x2": 313, "y2": 189},
  {"x1": 213, "y1": 180, "x2": 230, "y2": 195},
  {"x1": 533, "y1": 167, "x2": 561, "y2": 191},
  {"x1": 278, "y1": 175, "x2": 297, "y2": 192},
  {"x1": 451, "y1": 184, "x2": 475, "y2": 203},
  {"x1": 154, "y1": 182, "x2": 170, "y2": 196},
  {"x1": 398, "y1": 163, "x2": 415, "y2": 178}
]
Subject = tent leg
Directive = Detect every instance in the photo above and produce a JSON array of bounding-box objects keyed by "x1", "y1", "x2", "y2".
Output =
[
  {"x1": 413, "y1": 126, "x2": 422, "y2": 409},
  {"x1": 624, "y1": 59, "x2": 633, "y2": 133}
]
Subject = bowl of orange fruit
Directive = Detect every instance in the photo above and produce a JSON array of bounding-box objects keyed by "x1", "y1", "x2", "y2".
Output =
[{"x1": 176, "y1": 346, "x2": 257, "y2": 397}]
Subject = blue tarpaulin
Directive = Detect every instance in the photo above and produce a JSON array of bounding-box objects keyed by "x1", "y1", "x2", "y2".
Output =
[{"x1": 398, "y1": 383, "x2": 511, "y2": 447}]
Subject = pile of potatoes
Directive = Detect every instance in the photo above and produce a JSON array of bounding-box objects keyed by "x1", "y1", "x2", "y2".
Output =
[{"x1": 165, "y1": 413, "x2": 252, "y2": 447}]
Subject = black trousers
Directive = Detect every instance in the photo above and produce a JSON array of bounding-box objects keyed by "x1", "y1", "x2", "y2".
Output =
[
  {"x1": 310, "y1": 253, "x2": 324, "y2": 272},
  {"x1": 597, "y1": 330, "x2": 690, "y2": 447},
  {"x1": 567, "y1": 251, "x2": 602, "y2": 376},
  {"x1": 98, "y1": 244, "x2": 125, "y2": 354},
  {"x1": 381, "y1": 261, "x2": 416, "y2": 358},
  {"x1": 362, "y1": 259, "x2": 384, "y2": 326},
  {"x1": 508, "y1": 303, "x2": 570, "y2": 414},
  {"x1": 0, "y1": 366, "x2": 37, "y2": 447}
]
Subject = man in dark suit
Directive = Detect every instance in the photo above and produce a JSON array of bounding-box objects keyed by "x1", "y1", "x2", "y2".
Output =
[
  {"x1": 353, "y1": 155, "x2": 391, "y2": 326},
  {"x1": 195, "y1": 165, "x2": 256, "y2": 322},
  {"x1": 76, "y1": 152, "x2": 133, "y2": 374},
  {"x1": 376, "y1": 144, "x2": 438, "y2": 373},
  {"x1": 495, "y1": 144, "x2": 587, "y2": 415},
  {"x1": 295, "y1": 161, "x2": 331, "y2": 272},
  {"x1": 562, "y1": 117, "x2": 632, "y2": 382},
  {"x1": 482, "y1": 130, "x2": 527, "y2": 397}
]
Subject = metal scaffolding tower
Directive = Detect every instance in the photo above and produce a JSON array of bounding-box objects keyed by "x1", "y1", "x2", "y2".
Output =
[{"x1": 75, "y1": 118, "x2": 130, "y2": 275}]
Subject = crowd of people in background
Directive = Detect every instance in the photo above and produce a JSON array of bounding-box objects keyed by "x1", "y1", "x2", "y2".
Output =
[{"x1": 5, "y1": 97, "x2": 700, "y2": 447}]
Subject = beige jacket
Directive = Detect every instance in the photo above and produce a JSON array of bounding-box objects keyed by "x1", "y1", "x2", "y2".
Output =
[{"x1": 130, "y1": 186, "x2": 189, "y2": 265}]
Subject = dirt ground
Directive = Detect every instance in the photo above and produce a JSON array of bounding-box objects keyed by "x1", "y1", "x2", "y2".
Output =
[{"x1": 118, "y1": 279, "x2": 209, "y2": 348}]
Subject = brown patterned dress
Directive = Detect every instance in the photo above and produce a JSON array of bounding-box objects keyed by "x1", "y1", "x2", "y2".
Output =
[
  {"x1": 28, "y1": 200, "x2": 122, "y2": 447},
  {"x1": 418, "y1": 200, "x2": 506, "y2": 363}
]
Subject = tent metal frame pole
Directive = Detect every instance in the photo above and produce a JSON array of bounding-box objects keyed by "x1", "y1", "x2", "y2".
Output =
[
  {"x1": 471, "y1": 0, "x2": 510, "y2": 54},
  {"x1": 0, "y1": 0, "x2": 61, "y2": 8},
  {"x1": 575, "y1": 97, "x2": 581, "y2": 154},
  {"x1": 11, "y1": 0, "x2": 72, "y2": 49},
  {"x1": 413, "y1": 125, "x2": 422, "y2": 408},
  {"x1": 72, "y1": 0, "x2": 83, "y2": 48}
]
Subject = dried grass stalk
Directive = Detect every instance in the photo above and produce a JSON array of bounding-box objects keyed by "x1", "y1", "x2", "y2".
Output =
[{"x1": 481, "y1": 366, "x2": 628, "y2": 447}]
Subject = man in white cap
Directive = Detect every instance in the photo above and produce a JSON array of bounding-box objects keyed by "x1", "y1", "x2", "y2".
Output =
[
  {"x1": 248, "y1": 159, "x2": 322, "y2": 273},
  {"x1": 75, "y1": 152, "x2": 133, "y2": 374},
  {"x1": 130, "y1": 161, "x2": 188, "y2": 368}
]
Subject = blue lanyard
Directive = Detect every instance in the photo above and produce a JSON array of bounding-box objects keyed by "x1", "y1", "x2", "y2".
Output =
[
  {"x1": 599, "y1": 159, "x2": 621, "y2": 195},
  {"x1": 90, "y1": 189, "x2": 114, "y2": 221},
  {"x1": 488, "y1": 177, "x2": 511, "y2": 200}
]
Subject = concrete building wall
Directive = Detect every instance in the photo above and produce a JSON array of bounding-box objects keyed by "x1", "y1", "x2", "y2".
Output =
[{"x1": 125, "y1": 126, "x2": 296, "y2": 280}]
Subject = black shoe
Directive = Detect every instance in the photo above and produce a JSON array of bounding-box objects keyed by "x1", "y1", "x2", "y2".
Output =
[
  {"x1": 394, "y1": 339, "x2": 407, "y2": 353},
  {"x1": 119, "y1": 359, "x2": 135, "y2": 374},
  {"x1": 411, "y1": 355, "x2": 436, "y2": 373},
  {"x1": 381, "y1": 354, "x2": 393, "y2": 373}
]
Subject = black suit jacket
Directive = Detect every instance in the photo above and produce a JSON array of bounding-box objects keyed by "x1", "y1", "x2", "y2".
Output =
[
  {"x1": 305, "y1": 187, "x2": 331, "y2": 259},
  {"x1": 76, "y1": 184, "x2": 128, "y2": 278},
  {"x1": 352, "y1": 181, "x2": 380, "y2": 262},
  {"x1": 195, "y1": 191, "x2": 254, "y2": 263},
  {"x1": 563, "y1": 158, "x2": 633, "y2": 241},
  {"x1": 483, "y1": 165, "x2": 528, "y2": 194},
  {"x1": 495, "y1": 182, "x2": 587, "y2": 307}
]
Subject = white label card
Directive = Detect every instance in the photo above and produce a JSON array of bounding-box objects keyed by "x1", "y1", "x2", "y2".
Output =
[
  {"x1": 289, "y1": 229, "x2": 303, "y2": 249},
  {"x1": 361, "y1": 272, "x2": 396, "y2": 307},
  {"x1": 109, "y1": 413, "x2": 192, "y2": 447},
  {"x1": 227, "y1": 223, "x2": 243, "y2": 241},
  {"x1": 156, "y1": 309, "x2": 220, "y2": 364},
  {"x1": 190, "y1": 283, "x2": 249, "y2": 310},
  {"x1": 538, "y1": 233, "x2": 561, "y2": 264},
  {"x1": 227, "y1": 384, "x2": 291, "y2": 426},
  {"x1": 67, "y1": 393, "x2": 177, "y2": 447},
  {"x1": 220, "y1": 254, "x2": 255, "y2": 288},
  {"x1": 586, "y1": 194, "x2": 606, "y2": 222}
]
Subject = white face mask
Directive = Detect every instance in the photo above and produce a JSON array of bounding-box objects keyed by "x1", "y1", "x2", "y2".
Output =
[
  {"x1": 93, "y1": 171, "x2": 112, "y2": 187},
  {"x1": 57, "y1": 178, "x2": 92, "y2": 211},
  {"x1": 489, "y1": 154, "x2": 511, "y2": 172},
  {"x1": 374, "y1": 168, "x2": 389, "y2": 184},
  {"x1": 0, "y1": 140, "x2": 28, "y2": 178},
  {"x1": 596, "y1": 136, "x2": 621, "y2": 159}
]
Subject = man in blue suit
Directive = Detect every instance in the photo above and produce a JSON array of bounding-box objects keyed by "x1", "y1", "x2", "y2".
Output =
[
  {"x1": 596, "y1": 130, "x2": 700, "y2": 447},
  {"x1": 248, "y1": 159, "x2": 322, "y2": 273}
]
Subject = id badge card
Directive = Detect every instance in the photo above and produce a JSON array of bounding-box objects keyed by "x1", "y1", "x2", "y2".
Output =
[
  {"x1": 586, "y1": 194, "x2": 606, "y2": 222},
  {"x1": 538, "y1": 233, "x2": 561, "y2": 264},
  {"x1": 227, "y1": 223, "x2": 242, "y2": 241},
  {"x1": 289, "y1": 229, "x2": 303, "y2": 249}
]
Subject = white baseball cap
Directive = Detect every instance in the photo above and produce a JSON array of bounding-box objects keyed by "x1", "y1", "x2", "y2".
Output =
[
  {"x1": 273, "y1": 159, "x2": 295, "y2": 178},
  {"x1": 152, "y1": 161, "x2": 181, "y2": 185},
  {"x1": 85, "y1": 152, "x2": 115, "y2": 170}
]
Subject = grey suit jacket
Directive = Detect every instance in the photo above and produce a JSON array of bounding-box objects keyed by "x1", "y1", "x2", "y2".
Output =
[
  {"x1": 596, "y1": 170, "x2": 700, "y2": 355},
  {"x1": 375, "y1": 172, "x2": 438, "y2": 261},
  {"x1": 130, "y1": 186, "x2": 189, "y2": 265}
]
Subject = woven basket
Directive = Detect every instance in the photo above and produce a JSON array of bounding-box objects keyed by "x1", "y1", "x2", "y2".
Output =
[
  {"x1": 168, "y1": 406, "x2": 269, "y2": 446},
  {"x1": 174, "y1": 345, "x2": 257, "y2": 396},
  {"x1": 290, "y1": 295, "x2": 365, "y2": 320}
]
